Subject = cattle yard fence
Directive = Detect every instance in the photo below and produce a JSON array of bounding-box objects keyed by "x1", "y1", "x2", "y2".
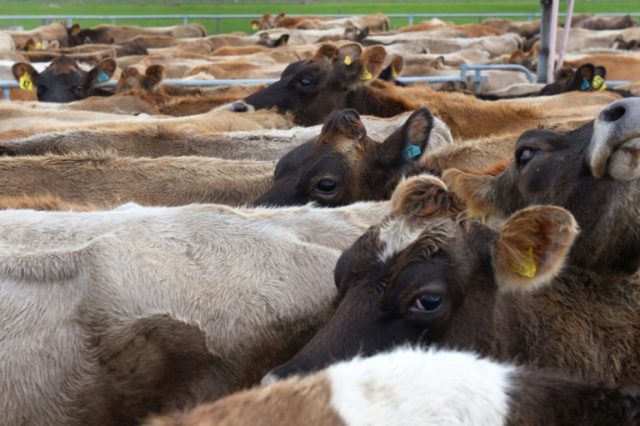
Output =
[
  {"x1": 2, "y1": 12, "x2": 640, "y2": 33},
  {"x1": 0, "y1": 65, "x2": 629, "y2": 101}
]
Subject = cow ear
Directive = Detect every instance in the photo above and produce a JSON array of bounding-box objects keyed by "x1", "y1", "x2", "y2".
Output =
[
  {"x1": 493, "y1": 206, "x2": 578, "y2": 293},
  {"x1": 314, "y1": 43, "x2": 340, "y2": 60},
  {"x1": 434, "y1": 55, "x2": 446, "y2": 68},
  {"x1": 376, "y1": 108, "x2": 434, "y2": 167},
  {"x1": 49, "y1": 40, "x2": 60, "y2": 50},
  {"x1": 24, "y1": 38, "x2": 36, "y2": 51},
  {"x1": 359, "y1": 45, "x2": 387, "y2": 81},
  {"x1": 11, "y1": 62, "x2": 38, "y2": 91},
  {"x1": 145, "y1": 65, "x2": 165, "y2": 82},
  {"x1": 88, "y1": 58, "x2": 116, "y2": 85},
  {"x1": 575, "y1": 64, "x2": 596, "y2": 91},
  {"x1": 318, "y1": 109, "x2": 366, "y2": 144},
  {"x1": 442, "y1": 168, "x2": 500, "y2": 220},
  {"x1": 391, "y1": 174, "x2": 464, "y2": 219},
  {"x1": 338, "y1": 43, "x2": 363, "y2": 64},
  {"x1": 391, "y1": 55, "x2": 404, "y2": 78},
  {"x1": 275, "y1": 34, "x2": 289, "y2": 47},
  {"x1": 69, "y1": 23, "x2": 81, "y2": 36}
]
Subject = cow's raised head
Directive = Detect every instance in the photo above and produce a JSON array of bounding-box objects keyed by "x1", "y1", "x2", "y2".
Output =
[
  {"x1": 234, "y1": 43, "x2": 391, "y2": 125},
  {"x1": 444, "y1": 97, "x2": 640, "y2": 273},
  {"x1": 257, "y1": 33, "x2": 290, "y2": 48},
  {"x1": 539, "y1": 63, "x2": 607, "y2": 96},
  {"x1": 262, "y1": 176, "x2": 578, "y2": 381},
  {"x1": 12, "y1": 55, "x2": 116, "y2": 102},
  {"x1": 116, "y1": 65, "x2": 164, "y2": 94},
  {"x1": 252, "y1": 107, "x2": 434, "y2": 206}
]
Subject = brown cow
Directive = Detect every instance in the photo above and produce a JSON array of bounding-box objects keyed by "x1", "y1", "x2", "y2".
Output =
[
  {"x1": 66, "y1": 23, "x2": 206, "y2": 46},
  {"x1": 234, "y1": 43, "x2": 619, "y2": 137},
  {"x1": 12, "y1": 55, "x2": 116, "y2": 102},
  {"x1": 444, "y1": 97, "x2": 640, "y2": 274},
  {"x1": 150, "y1": 347, "x2": 640, "y2": 426},
  {"x1": 263, "y1": 175, "x2": 640, "y2": 390},
  {"x1": 0, "y1": 194, "x2": 95, "y2": 211},
  {"x1": 0, "y1": 154, "x2": 276, "y2": 207}
]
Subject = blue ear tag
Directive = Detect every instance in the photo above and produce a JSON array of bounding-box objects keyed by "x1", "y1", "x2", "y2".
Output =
[
  {"x1": 580, "y1": 78, "x2": 590, "y2": 91},
  {"x1": 97, "y1": 70, "x2": 110, "y2": 82},
  {"x1": 403, "y1": 144, "x2": 422, "y2": 160}
]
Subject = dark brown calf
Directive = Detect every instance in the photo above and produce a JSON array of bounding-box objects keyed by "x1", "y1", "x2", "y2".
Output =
[
  {"x1": 12, "y1": 55, "x2": 116, "y2": 102},
  {"x1": 444, "y1": 97, "x2": 640, "y2": 273},
  {"x1": 252, "y1": 108, "x2": 434, "y2": 206},
  {"x1": 234, "y1": 43, "x2": 404, "y2": 125},
  {"x1": 263, "y1": 175, "x2": 640, "y2": 389}
]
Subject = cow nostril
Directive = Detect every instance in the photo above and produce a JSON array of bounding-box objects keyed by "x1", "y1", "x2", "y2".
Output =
[
  {"x1": 602, "y1": 105, "x2": 626, "y2": 123},
  {"x1": 229, "y1": 102, "x2": 248, "y2": 113}
]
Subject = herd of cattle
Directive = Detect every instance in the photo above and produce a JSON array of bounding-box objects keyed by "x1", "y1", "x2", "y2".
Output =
[{"x1": 1, "y1": 10, "x2": 640, "y2": 426}]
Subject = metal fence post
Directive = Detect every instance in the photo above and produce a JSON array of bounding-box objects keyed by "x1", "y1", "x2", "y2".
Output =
[
  {"x1": 408, "y1": 15, "x2": 413, "y2": 26},
  {"x1": 183, "y1": 16, "x2": 189, "y2": 25},
  {"x1": 216, "y1": 17, "x2": 220, "y2": 34}
]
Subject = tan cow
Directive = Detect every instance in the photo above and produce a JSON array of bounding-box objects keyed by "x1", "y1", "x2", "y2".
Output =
[
  {"x1": 7, "y1": 22, "x2": 70, "y2": 48},
  {"x1": 0, "y1": 154, "x2": 276, "y2": 207},
  {"x1": 0, "y1": 110, "x2": 452, "y2": 161},
  {"x1": 563, "y1": 52, "x2": 640, "y2": 81},
  {"x1": 0, "y1": 186, "x2": 396, "y2": 425}
]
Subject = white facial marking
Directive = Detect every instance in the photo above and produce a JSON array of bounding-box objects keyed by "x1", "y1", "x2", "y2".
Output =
[
  {"x1": 378, "y1": 218, "x2": 423, "y2": 262},
  {"x1": 328, "y1": 347, "x2": 513, "y2": 426}
]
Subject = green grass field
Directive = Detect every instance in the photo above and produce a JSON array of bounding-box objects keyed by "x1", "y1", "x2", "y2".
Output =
[{"x1": 2, "y1": 1, "x2": 639, "y2": 34}]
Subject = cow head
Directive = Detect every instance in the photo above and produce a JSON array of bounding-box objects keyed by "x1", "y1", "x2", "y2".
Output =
[
  {"x1": 252, "y1": 108, "x2": 434, "y2": 206},
  {"x1": 250, "y1": 14, "x2": 274, "y2": 31},
  {"x1": 234, "y1": 43, "x2": 395, "y2": 125},
  {"x1": 116, "y1": 65, "x2": 164, "y2": 94},
  {"x1": 12, "y1": 55, "x2": 116, "y2": 102},
  {"x1": 257, "y1": 33, "x2": 290, "y2": 48},
  {"x1": 262, "y1": 176, "x2": 578, "y2": 381},
  {"x1": 444, "y1": 97, "x2": 640, "y2": 273},
  {"x1": 539, "y1": 63, "x2": 607, "y2": 96}
]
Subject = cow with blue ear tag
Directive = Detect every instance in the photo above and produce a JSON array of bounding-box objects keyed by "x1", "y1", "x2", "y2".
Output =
[
  {"x1": 252, "y1": 107, "x2": 435, "y2": 207},
  {"x1": 11, "y1": 55, "x2": 116, "y2": 102}
]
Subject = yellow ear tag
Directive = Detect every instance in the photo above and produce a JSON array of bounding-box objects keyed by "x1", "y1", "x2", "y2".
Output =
[
  {"x1": 35, "y1": 41, "x2": 43, "y2": 50},
  {"x1": 391, "y1": 67, "x2": 398, "y2": 78},
  {"x1": 361, "y1": 68, "x2": 373, "y2": 81},
  {"x1": 19, "y1": 73, "x2": 34, "y2": 91},
  {"x1": 344, "y1": 55, "x2": 352, "y2": 66},
  {"x1": 251, "y1": 23, "x2": 259, "y2": 30},
  {"x1": 467, "y1": 207, "x2": 487, "y2": 224},
  {"x1": 591, "y1": 75, "x2": 606, "y2": 91},
  {"x1": 510, "y1": 246, "x2": 537, "y2": 278}
]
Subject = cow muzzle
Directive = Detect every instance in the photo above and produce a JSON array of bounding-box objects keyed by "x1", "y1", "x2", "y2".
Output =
[{"x1": 589, "y1": 98, "x2": 640, "y2": 181}]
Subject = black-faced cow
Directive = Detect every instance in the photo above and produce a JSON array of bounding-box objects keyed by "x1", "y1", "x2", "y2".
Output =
[
  {"x1": 444, "y1": 97, "x2": 640, "y2": 273},
  {"x1": 12, "y1": 55, "x2": 116, "y2": 102}
]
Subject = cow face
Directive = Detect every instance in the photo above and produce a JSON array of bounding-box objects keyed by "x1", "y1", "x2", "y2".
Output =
[
  {"x1": 12, "y1": 55, "x2": 116, "y2": 102},
  {"x1": 262, "y1": 176, "x2": 578, "y2": 381},
  {"x1": 444, "y1": 98, "x2": 640, "y2": 273},
  {"x1": 539, "y1": 63, "x2": 607, "y2": 96},
  {"x1": 116, "y1": 65, "x2": 164, "y2": 94},
  {"x1": 252, "y1": 108, "x2": 434, "y2": 207},
  {"x1": 236, "y1": 44, "x2": 389, "y2": 125}
]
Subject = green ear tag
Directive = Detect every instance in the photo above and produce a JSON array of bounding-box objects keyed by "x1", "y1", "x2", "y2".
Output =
[
  {"x1": 591, "y1": 75, "x2": 606, "y2": 91},
  {"x1": 403, "y1": 144, "x2": 422, "y2": 160},
  {"x1": 510, "y1": 246, "x2": 537, "y2": 278},
  {"x1": 19, "y1": 73, "x2": 33, "y2": 91}
]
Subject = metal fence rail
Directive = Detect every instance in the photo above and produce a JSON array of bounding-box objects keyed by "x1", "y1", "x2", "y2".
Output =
[{"x1": 1, "y1": 12, "x2": 640, "y2": 31}]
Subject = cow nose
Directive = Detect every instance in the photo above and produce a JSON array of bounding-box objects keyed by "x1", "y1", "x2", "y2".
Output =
[
  {"x1": 601, "y1": 104, "x2": 626, "y2": 123},
  {"x1": 590, "y1": 98, "x2": 640, "y2": 179}
]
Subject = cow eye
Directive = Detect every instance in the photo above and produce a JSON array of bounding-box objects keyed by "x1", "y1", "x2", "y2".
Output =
[
  {"x1": 300, "y1": 77, "x2": 312, "y2": 86},
  {"x1": 410, "y1": 293, "x2": 443, "y2": 314},
  {"x1": 516, "y1": 148, "x2": 539, "y2": 167},
  {"x1": 73, "y1": 85, "x2": 84, "y2": 95},
  {"x1": 315, "y1": 178, "x2": 337, "y2": 193}
]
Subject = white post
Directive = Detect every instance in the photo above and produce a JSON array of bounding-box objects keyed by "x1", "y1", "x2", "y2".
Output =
[
  {"x1": 556, "y1": 0, "x2": 575, "y2": 70},
  {"x1": 546, "y1": 0, "x2": 560, "y2": 83}
]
